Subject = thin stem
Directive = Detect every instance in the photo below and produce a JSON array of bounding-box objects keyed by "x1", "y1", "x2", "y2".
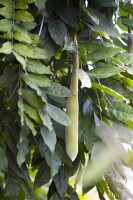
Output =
[
  {"x1": 38, "y1": 15, "x2": 45, "y2": 36},
  {"x1": 7, "y1": 82, "x2": 19, "y2": 101}
]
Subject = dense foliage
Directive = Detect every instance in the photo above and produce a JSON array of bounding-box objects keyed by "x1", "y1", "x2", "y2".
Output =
[{"x1": 1, "y1": 0, "x2": 133, "y2": 199}]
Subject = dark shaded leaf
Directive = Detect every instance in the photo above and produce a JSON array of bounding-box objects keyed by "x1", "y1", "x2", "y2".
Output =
[
  {"x1": 44, "y1": 149, "x2": 62, "y2": 177},
  {"x1": 48, "y1": 18, "x2": 67, "y2": 46},
  {"x1": 54, "y1": 166, "x2": 68, "y2": 197},
  {"x1": 5, "y1": 172, "x2": 21, "y2": 199},
  {"x1": 56, "y1": 5, "x2": 78, "y2": 28},
  {"x1": 79, "y1": 114, "x2": 98, "y2": 152},
  {"x1": 0, "y1": 146, "x2": 8, "y2": 171},
  {"x1": 50, "y1": 192, "x2": 62, "y2": 200},
  {"x1": 34, "y1": 160, "x2": 51, "y2": 189},
  {"x1": 67, "y1": 185, "x2": 79, "y2": 200}
]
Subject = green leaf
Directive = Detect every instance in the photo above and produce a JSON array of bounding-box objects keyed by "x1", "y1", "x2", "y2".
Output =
[
  {"x1": 8, "y1": 155, "x2": 30, "y2": 180},
  {"x1": 22, "y1": 88, "x2": 44, "y2": 108},
  {"x1": 22, "y1": 73, "x2": 52, "y2": 88},
  {"x1": 92, "y1": 83, "x2": 128, "y2": 101},
  {"x1": 56, "y1": 141, "x2": 72, "y2": 166},
  {"x1": 84, "y1": 7, "x2": 99, "y2": 24},
  {"x1": 79, "y1": 114, "x2": 98, "y2": 152},
  {"x1": 0, "y1": 6, "x2": 13, "y2": 19},
  {"x1": 5, "y1": 172, "x2": 21, "y2": 199},
  {"x1": 45, "y1": 103, "x2": 72, "y2": 126},
  {"x1": 121, "y1": 77, "x2": 133, "y2": 88},
  {"x1": 116, "y1": 52, "x2": 133, "y2": 65},
  {"x1": 63, "y1": 35, "x2": 78, "y2": 53},
  {"x1": 88, "y1": 8, "x2": 121, "y2": 38},
  {"x1": 39, "y1": 109, "x2": 53, "y2": 131},
  {"x1": 23, "y1": 0, "x2": 36, "y2": 3},
  {"x1": 93, "y1": 0, "x2": 117, "y2": 7},
  {"x1": 35, "y1": 0, "x2": 46, "y2": 12},
  {"x1": 79, "y1": 46, "x2": 88, "y2": 65},
  {"x1": 15, "y1": 10, "x2": 34, "y2": 22},
  {"x1": 25, "y1": 115, "x2": 37, "y2": 136},
  {"x1": 0, "y1": 41, "x2": 12, "y2": 54},
  {"x1": 48, "y1": 18, "x2": 67, "y2": 46},
  {"x1": 121, "y1": 17, "x2": 133, "y2": 30},
  {"x1": 97, "y1": 179, "x2": 115, "y2": 200},
  {"x1": 24, "y1": 104, "x2": 42, "y2": 124},
  {"x1": 109, "y1": 121, "x2": 133, "y2": 143},
  {"x1": 100, "y1": 78, "x2": 133, "y2": 100},
  {"x1": 45, "y1": 83, "x2": 72, "y2": 97},
  {"x1": 67, "y1": 185, "x2": 79, "y2": 200},
  {"x1": 0, "y1": 0, "x2": 14, "y2": 7},
  {"x1": 56, "y1": 5, "x2": 78, "y2": 28},
  {"x1": 13, "y1": 43, "x2": 35, "y2": 58},
  {"x1": 88, "y1": 63, "x2": 124, "y2": 78},
  {"x1": 22, "y1": 21, "x2": 37, "y2": 31},
  {"x1": 108, "y1": 101, "x2": 133, "y2": 121},
  {"x1": 34, "y1": 160, "x2": 51, "y2": 189},
  {"x1": 85, "y1": 42, "x2": 125, "y2": 61},
  {"x1": 33, "y1": 47, "x2": 49, "y2": 60},
  {"x1": 15, "y1": 2, "x2": 28, "y2": 9},
  {"x1": 13, "y1": 51, "x2": 26, "y2": 70},
  {"x1": 50, "y1": 192, "x2": 62, "y2": 200},
  {"x1": 13, "y1": 43, "x2": 48, "y2": 60},
  {"x1": 78, "y1": 68, "x2": 91, "y2": 88},
  {"x1": 44, "y1": 149, "x2": 62, "y2": 177},
  {"x1": 0, "y1": 19, "x2": 12, "y2": 32},
  {"x1": 0, "y1": 147, "x2": 8, "y2": 171},
  {"x1": 54, "y1": 167, "x2": 68, "y2": 198},
  {"x1": 13, "y1": 25, "x2": 32, "y2": 44},
  {"x1": 17, "y1": 139, "x2": 29, "y2": 167},
  {"x1": 120, "y1": 2, "x2": 133, "y2": 15},
  {"x1": 26, "y1": 60, "x2": 52, "y2": 74},
  {"x1": 18, "y1": 94, "x2": 25, "y2": 125},
  {"x1": 40, "y1": 126, "x2": 56, "y2": 153}
]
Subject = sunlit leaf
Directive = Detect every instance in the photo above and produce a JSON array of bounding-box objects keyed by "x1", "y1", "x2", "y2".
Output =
[
  {"x1": 15, "y1": 10, "x2": 34, "y2": 22},
  {"x1": 0, "y1": 6, "x2": 13, "y2": 19},
  {"x1": 0, "y1": 41, "x2": 12, "y2": 54},
  {"x1": 92, "y1": 83, "x2": 128, "y2": 101},
  {"x1": 26, "y1": 60, "x2": 52, "y2": 74}
]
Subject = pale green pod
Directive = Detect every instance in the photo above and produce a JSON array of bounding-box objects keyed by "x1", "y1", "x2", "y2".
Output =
[{"x1": 65, "y1": 36, "x2": 79, "y2": 161}]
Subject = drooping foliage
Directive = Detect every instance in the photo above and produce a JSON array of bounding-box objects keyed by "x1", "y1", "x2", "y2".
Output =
[{"x1": 0, "y1": 0, "x2": 133, "y2": 199}]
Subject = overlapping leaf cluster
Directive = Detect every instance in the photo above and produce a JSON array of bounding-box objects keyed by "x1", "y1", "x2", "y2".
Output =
[{"x1": 0, "y1": 0, "x2": 133, "y2": 199}]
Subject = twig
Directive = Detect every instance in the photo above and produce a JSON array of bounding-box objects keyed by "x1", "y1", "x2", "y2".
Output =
[
  {"x1": 38, "y1": 15, "x2": 45, "y2": 36},
  {"x1": 7, "y1": 81, "x2": 19, "y2": 101}
]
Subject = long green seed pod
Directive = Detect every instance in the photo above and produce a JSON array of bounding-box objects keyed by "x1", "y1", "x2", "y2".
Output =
[{"x1": 65, "y1": 35, "x2": 79, "y2": 161}]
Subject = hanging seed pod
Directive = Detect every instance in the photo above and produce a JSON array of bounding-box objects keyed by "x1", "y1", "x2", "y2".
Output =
[{"x1": 65, "y1": 35, "x2": 79, "y2": 161}]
